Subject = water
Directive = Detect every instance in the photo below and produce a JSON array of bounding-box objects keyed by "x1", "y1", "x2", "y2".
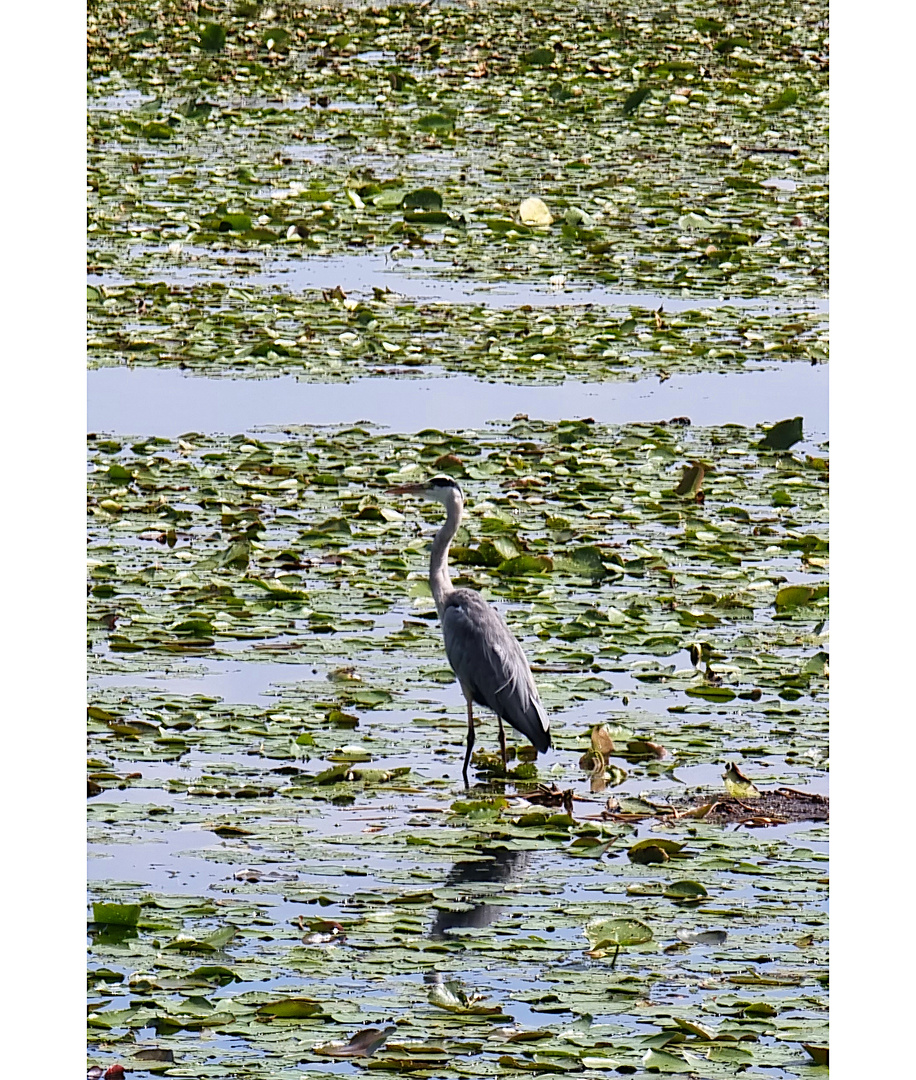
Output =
[
  {"x1": 88, "y1": 828, "x2": 226, "y2": 890},
  {"x1": 88, "y1": 362, "x2": 828, "y2": 440},
  {"x1": 89, "y1": 254, "x2": 829, "y2": 312},
  {"x1": 93, "y1": 658, "x2": 327, "y2": 705},
  {"x1": 250, "y1": 256, "x2": 829, "y2": 311}
]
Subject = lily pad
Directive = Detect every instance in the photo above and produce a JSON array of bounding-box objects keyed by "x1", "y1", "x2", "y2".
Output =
[
  {"x1": 92, "y1": 902, "x2": 140, "y2": 927},
  {"x1": 403, "y1": 188, "x2": 444, "y2": 212},
  {"x1": 664, "y1": 881, "x2": 709, "y2": 900},
  {"x1": 586, "y1": 918, "x2": 654, "y2": 949},
  {"x1": 256, "y1": 997, "x2": 325, "y2": 1019},
  {"x1": 198, "y1": 23, "x2": 226, "y2": 53},
  {"x1": 759, "y1": 417, "x2": 804, "y2": 451}
]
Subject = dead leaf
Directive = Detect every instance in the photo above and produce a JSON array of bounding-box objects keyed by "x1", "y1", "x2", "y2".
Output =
[
  {"x1": 314, "y1": 1026, "x2": 397, "y2": 1058},
  {"x1": 678, "y1": 801, "x2": 717, "y2": 819},
  {"x1": 590, "y1": 724, "x2": 616, "y2": 755},
  {"x1": 675, "y1": 461, "x2": 706, "y2": 496},
  {"x1": 723, "y1": 762, "x2": 761, "y2": 800}
]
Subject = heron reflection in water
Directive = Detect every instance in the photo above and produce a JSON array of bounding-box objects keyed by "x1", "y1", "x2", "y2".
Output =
[{"x1": 427, "y1": 847, "x2": 531, "y2": 949}]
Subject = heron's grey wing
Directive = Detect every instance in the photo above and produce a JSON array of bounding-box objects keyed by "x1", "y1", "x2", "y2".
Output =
[{"x1": 441, "y1": 591, "x2": 550, "y2": 752}]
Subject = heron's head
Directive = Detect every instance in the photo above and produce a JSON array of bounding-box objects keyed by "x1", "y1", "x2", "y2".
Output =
[{"x1": 387, "y1": 475, "x2": 464, "y2": 510}]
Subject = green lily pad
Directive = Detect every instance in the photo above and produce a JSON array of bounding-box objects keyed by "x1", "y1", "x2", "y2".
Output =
[
  {"x1": 198, "y1": 23, "x2": 226, "y2": 53},
  {"x1": 642, "y1": 1048, "x2": 692, "y2": 1072},
  {"x1": 664, "y1": 881, "x2": 709, "y2": 900},
  {"x1": 522, "y1": 47, "x2": 556, "y2": 67},
  {"x1": 497, "y1": 555, "x2": 553, "y2": 576},
  {"x1": 623, "y1": 87, "x2": 653, "y2": 115},
  {"x1": 759, "y1": 417, "x2": 804, "y2": 451},
  {"x1": 256, "y1": 997, "x2": 326, "y2": 1019},
  {"x1": 417, "y1": 113, "x2": 454, "y2": 133},
  {"x1": 402, "y1": 188, "x2": 444, "y2": 211},
  {"x1": 92, "y1": 902, "x2": 141, "y2": 927},
  {"x1": 587, "y1": 918, "x2": 654, "y2": 949}
]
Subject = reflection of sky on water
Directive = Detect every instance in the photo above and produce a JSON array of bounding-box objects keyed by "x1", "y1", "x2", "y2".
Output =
[
  {"x1": 88, "y1": 362, "x2": 827, "y2": 440},
  {"x1": 89, "y1": 255, "x2": 829, "y2": 312}
]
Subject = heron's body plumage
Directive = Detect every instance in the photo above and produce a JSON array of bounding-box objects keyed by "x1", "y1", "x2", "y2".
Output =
[{"x1": 441, "y1": 590, "x2": 551, "y2": 753}]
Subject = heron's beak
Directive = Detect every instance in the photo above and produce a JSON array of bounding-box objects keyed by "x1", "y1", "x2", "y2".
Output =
[{"x1": 386, "y1": 482, "x2": 428, "y2": 496}]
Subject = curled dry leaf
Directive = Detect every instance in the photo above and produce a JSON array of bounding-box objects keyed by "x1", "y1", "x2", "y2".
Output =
[
  {"x1": 673, "y1": 1017, "x2": 716, "y2": 1040},
  {"x1": 802, "y1": 1044, "x2": 829, "y2": 1065},
  {"x1": 433, "y1": 453, "x2": 466, "y2": 475},
  {"x1": 314, "y1": 1025, "x2": 397, "y2": 1058},
  {"x1": 723, "y1": 762, "x2": 762, "y2": 800},
  {"x1": 626, "y1": 738, "x2": 667, "y2": 759},
  {"x1": 676, "y1": 929, "x2": 728, "y2": 945},
  {"x1": 678, "y1": 802, "x2": 716, "y2": 819},
  {"x1": 675, "y1": 461, "x2": 706, "y2": 496},
  {"x1": 590, "y1": 724, "x2": 616, "y2": 755}
]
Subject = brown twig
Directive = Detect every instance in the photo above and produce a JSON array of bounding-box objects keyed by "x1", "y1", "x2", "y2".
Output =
[
  {"x1": 776, "y1": 786, "x2": 828, "y2": 802},
  {"x1": 742, "y1": 146, "x2": 803, "y2": 155},
  {"x1": 529, "y1": 664, "x2": 588, "y2": 674},
  {"x1": 731, "y1": 797, "x2": 762, "y2": 813}
]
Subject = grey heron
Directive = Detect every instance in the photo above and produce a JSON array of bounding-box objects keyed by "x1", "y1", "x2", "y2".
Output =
[{"x1": 388, "y1": 476, "x2": 551, "y2": 784}]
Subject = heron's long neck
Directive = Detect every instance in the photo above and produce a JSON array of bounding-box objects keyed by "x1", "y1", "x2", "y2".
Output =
[{"x1": 429, "y1": 495, "x2": 462, "y2": 615}]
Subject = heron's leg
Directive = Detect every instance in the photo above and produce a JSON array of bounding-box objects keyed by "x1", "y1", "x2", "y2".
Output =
[
  {"x1": 462, "y1": 700, "x2": 475, "y2": 787},
  {"x1": 497, "y1": 715, "x2": 508, "y2": 770}
]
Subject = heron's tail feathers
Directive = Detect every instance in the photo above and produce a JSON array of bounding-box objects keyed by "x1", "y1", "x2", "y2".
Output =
[{"x1": 502, "y1": 693, "x2": 551, "y2": 754}]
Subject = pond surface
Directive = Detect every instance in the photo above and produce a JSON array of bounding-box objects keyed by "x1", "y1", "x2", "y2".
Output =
[
  {"x1": 87, "y1": 2, "x2": 828, "y2": 1076},
  {"x1": 90, "y1": 253, "x2": 830, "y2": 312},
  {"x1": 88, "y1": 417, "x2": 829, "y2": 1078},
  {"x1": 88, "y1": 362, "x2": 827, "y2": 440}
]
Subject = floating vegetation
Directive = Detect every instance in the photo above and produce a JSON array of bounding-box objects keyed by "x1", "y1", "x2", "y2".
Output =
[
  {"x1": 87, "y1": 279, "x2": 827, "y2": 382},
  {"x1": 88, "y1": 416, "x2": 828, "y2": 1077},
  {"x1": 88, "y1": 0, "x2": 828, "y2": 385},
  {"x1": 88, "y1": 0, "x2": 828, "y2": 296},
  {"x1": 87, "y1": 1, "x2": 828, "y2": 1074}
]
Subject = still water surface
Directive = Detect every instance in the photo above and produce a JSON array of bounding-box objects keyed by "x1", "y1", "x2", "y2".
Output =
[{"x1": 89, "y1": 361, "x2": 828, "y2": 439}]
